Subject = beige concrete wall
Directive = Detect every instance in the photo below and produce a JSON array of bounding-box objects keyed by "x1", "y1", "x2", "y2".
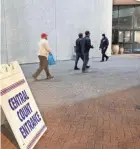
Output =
[{"x1": 114, "y1": 0, "x2": 140, "y2": 5}]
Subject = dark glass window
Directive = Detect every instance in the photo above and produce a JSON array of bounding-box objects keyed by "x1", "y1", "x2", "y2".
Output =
[
  {"x1": 123, "y1": 43, "x2": 132, "y2": 53},
  {"x1": 118, "y1": 31, "x2": 133, "y2": 44},
  {"x1": 112, "y1": 5, "x2": 140, "y2": 53},
  {"x1": 133, "y1": 31, "x2": 140, "y2": 52},
  {"x1": 112, "y1": 29, "x2": 118, "y2": 44},
  {"x1": 113, "y1": 6, "x2": 119, "y2": 29},
  {"x1": 118, "y1": 6, "x2": 134, "y2": 29},
  {"x1": 134, "y1": 6, "x2": 140, "y2": 29},
  {"x1": 118, "y1": 31, "x2": 123, "y2": 43},
  {"x1": 124, "y1": 31, "x2": 133, "y2": 43}
]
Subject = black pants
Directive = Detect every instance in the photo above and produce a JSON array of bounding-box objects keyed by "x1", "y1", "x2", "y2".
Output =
[
  {"x1": 75, "y1": 53, "x2": 84, "y2": 68},
  {"x1": 82, "y1": 53, "x2": 89, "y2": 71},
  {"x1": 101, "y1": 47, "x2": 108, "y2": 61}
]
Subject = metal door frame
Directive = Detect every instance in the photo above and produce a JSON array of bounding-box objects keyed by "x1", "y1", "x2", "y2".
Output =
[{"x1": 118, "y1": 30, "x2": 134, "y2": 53}]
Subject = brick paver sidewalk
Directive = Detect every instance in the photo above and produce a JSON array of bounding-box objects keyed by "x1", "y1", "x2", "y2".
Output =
[{"x1": 1, "y1": 85, "x2": 140, "y2": 149}]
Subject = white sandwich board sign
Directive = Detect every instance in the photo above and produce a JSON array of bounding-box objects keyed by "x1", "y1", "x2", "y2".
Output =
[{"x1": 0, "y1": 61, "x2": 47, "y2": 149}]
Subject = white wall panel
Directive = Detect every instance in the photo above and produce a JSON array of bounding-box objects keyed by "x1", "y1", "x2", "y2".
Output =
[
  {"x1": 55, "y1": 0, "x2": 95, "y2": 60},
  {"x1": 1, "y1": 0, "x2": 112, "y2": 64},
  {"x1": 1, "y1": 0, "x2": 8, "y2": 64},
  {"x1": 2, "y1": 0, "x2": 56, "y2": 64},
  {"x1": 56, "y1": 0, "x2": 112, "y2": 59},
  {"x1": 93, "y1": 0, "x2": 112, "y2": 57}
]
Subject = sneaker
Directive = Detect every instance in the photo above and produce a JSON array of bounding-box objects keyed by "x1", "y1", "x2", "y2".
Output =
[
  {"x1": 100, "y1": 60, "x2": 104, "y2": 62},
  {"x1": 32, "y1": 75, "x2": 38, "y2": 81},
  {"x1": 74, "y1": 67, "x2": 80, "y2": 70},
  {"x1": 82, "y1": 70, "x2": 88, "y2": 73},
  {"x1": 106, "y1": 57, "x2": 109, "y2": 61},
  {"x1": 86, "y1": 66, "x2": 90, "y2": 69},
  {"x1": 47, "y1": 75, "x2": 54, "y2": 80}
]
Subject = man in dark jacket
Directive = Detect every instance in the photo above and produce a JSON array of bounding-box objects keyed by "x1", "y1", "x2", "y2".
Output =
[
  {"x1": 74, "y1": 33, "x2": 84, "y2": 70},
  {"x1": 82, "y1": 31, "x2": 93, "y2": 73},
  {"x1": 99, "y1": 34, "x2": 109, "y2": 62}
]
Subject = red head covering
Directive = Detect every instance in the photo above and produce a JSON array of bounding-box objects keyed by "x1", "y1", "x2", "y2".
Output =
[{"x1": 41, "y1": 33, "x2": 48, "y2": 38}]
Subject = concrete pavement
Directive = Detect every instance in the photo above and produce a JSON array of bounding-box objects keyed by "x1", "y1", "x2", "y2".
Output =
[
  {"x1": 1, "y1": 55, "x2": 140, "y2": 149},
  {"x1": 21, "y1": 55, "x2": 140, "y2": 110}
]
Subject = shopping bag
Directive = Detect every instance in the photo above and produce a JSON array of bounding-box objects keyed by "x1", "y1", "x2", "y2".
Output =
[
  {"x1": 48, "y1": 53, "x2": 56, "y2": 65},
  {"x1": 0, "y1": 61, "x2": 47, "y2": 149}
]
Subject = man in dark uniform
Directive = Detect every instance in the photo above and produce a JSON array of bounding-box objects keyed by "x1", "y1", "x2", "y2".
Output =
[
  {"x1": 74, "y1": 33, "x2": 84, "y2": 70},
  {"x1": 82, "y1": 31, "x2": 93, "y2": 73},
  {"x1": 99, "y1": 34, "x2": 109, "y2": 62}
]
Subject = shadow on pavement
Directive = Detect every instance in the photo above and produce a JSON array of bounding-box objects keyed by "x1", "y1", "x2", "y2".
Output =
[{"x1": 1, "y1": 125, "x2": 19, "y2": 149}]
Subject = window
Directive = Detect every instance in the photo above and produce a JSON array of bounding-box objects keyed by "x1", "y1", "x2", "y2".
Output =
[
  {"x1": 112, "y1": 5, "x2": 140, "y2": 53},
  {"x1": 118, "y1": 6, "x2": 134, "y2": 29},
  {"x1": 113, "y1": 6, "x2": 119, "y2": 29},
  {"x1": 123, "y1": 43, "x2": 132, "y2": 53},
  {"x1": 112, "y1": 29, "x2": 118, "y2": 44},
  {"x1": 133, "y1": 31, "x2": 140, "y2": 52},
  {"x1": 118, "y1": 31, "x2": 123, "y2": 42},
  {"x1": 134, "y1": 6, "x2": 140, "y2": 29},
  {"x1": 124, "y1": 31, "x2": 133, "y2": 43}
]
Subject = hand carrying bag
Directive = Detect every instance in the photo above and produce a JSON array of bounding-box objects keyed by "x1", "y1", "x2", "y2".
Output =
[{"x1": 48, "y1": 53, "x2": 56, "y2": 65}]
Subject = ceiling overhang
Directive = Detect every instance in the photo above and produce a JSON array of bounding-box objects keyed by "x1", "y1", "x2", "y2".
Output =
[{"x1": 114, "y1": 0, "x2": 140, "y2": 5}]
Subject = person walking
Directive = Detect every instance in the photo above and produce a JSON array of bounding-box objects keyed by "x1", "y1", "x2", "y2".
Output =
[
  {"x1": 32, "y1": 33, "x2": 53, "y2": 81},
  {"x1": 82, "y1": 31, "x2": 93, "y2": 73},
  {"x1": 99, "y1": 34, "x2": 109, "y2": 62},
  {"x1": 74, "y1": 33, "x2": 84, "y2": 70}
]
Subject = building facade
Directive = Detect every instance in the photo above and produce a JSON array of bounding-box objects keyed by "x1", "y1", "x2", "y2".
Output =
[
  {"x1": 1, "y1": 0, "x2": 112, "y2": 64},
  {"x1": 1, "y1": 0, "x2": 140, "y2": 64},
  {"x1": 113, "y1": 1, "x2": 140, "y2": 53}
]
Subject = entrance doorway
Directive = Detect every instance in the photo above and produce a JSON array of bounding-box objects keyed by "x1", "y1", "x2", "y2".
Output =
[
  {"x1": 118, "y1": 30, "x2": 133, "y2": 53},
  {"x1": 117, "y1": 30, "x2": 140, "y2": 53},
  {"x1": 112, "y1": 5, "x2": 140, "y2": 54},
  {"x1": 133, "y1": 31, "x2": 140, "y2": 53}
]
